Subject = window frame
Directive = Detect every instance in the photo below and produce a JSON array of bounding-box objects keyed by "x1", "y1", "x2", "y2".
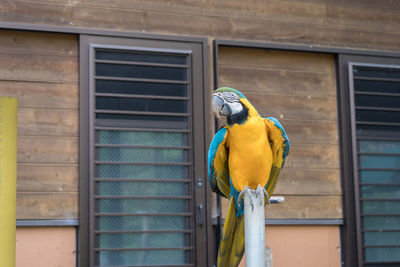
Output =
[
  {"x1": 338, "y1": 55, "x2": 400, "y2": 267},
  {"x1": 79, "y1": 34, "x2": 212, "y2": 267}
]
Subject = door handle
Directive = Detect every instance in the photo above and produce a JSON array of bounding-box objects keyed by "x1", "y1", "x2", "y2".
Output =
[{"x1": 197, "y1": 204, "x2": 204, "y2": 226}]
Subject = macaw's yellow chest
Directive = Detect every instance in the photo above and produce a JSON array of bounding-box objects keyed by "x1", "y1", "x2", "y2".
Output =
[{"x1": 226, "y1": 116, "x2": 273, "y2": 191}]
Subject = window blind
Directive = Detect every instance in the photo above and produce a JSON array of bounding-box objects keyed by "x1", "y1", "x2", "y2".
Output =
[
  {"x1": 350, "y1": 63, "x2": 400, "y2": 265},
  {"x1": 90, "y1": 47, "x2": 194, "y2": 267}
]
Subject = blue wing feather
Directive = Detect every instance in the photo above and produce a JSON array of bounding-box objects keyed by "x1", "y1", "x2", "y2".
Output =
[
  {"x1": 208, "y1": 127, "x2": 230, "y2": 198},
  {"x1": 264, "y1": 117, "x2": 290, "y2": 195},
  {"x1": 267, "y1": 117, "x2": 290, "y2": 160}
]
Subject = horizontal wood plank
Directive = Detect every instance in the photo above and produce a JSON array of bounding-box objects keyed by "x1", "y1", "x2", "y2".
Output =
[
  {"x1": 1, "y1": 1, "x2": 400, "y2": 51},
  {"x1": 18, "y1": 136, "x2": 78, "y2": 164},
  {"x1": 245, "y1": 93, "x2": 337, "y2": 121},
  {"x1": 0, "y1": 52, "x2": 77, "y2": 83},
  {"x1": 218, "y1": 47, "x2": 335, "y2": 73},
  {"x1": 274, "y1": 168, "x2": 341, "y2": 195},
  {"x1": 219, "y1": 66, "x2": 336, "y2": 97},
  {"x1": 285, "y1": 144, "x2": 339, "y2": 169},
  {"x1": 18, "y1": 108, "x2": 78, "y2": 137},
  {"x1": 265, "y1": 195, "x2": 342, "y2": 219},
  {"x1": 283, "y1": 119, "x2": 338, "y2": 145},
  {"x1": 0, "y1": 81, "x2": 78, "y2": 109},
  {"x1": 326, "y1": 4, "x2": 400, "y2": 33},
  {"x1": 17, "y1": 164, "x2": 78, "y2": 192},
  {"x1": 0, "y1": 29, "x2": 78, "y2": 56},
  {"x1": 16, "y1": 192, "x2": 78, "y2": 220},
  {"x1": 220, "y1": 195, "x2": 342, "y2": 219}
]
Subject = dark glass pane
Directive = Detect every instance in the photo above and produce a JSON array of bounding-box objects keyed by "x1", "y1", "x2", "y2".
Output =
[
  {"x1": 96, "y1": 216, "x2": 190, "y2": 231},
  {"x1": 355, "y1": 94, "x2": 400, "y2": 109},
  {"x1": 96, "y1": 199, "x2": 188, "y2": 214},
  {"x1": 363, "y1": 216, "x2": 400, "y2": 231},
  {"x1": 96, "y1": 63, "x2": 187, "y2": 81},
  {"x1": 96, "y1": 113, "x2": 187, "y2": 123},
  {"x1": 97, "y1": 164, "x2": 186, "y2": 179},
  {"x1": 361, "y1": 185, "x2": 400, "y2": 199},
  {"x1": 96, "y1": 80, "x2": 188, "y2": 97},
  {"x1": 96, "y1": 50, "x2": 187, "y2": 65},
  {"x1": 364, "y1": 247, "x2": 400, "y2": 263},
  {"x1": 356, "y1": 125, "x2": 400, "y2": 137},
  {"x1": 96, "y1": 181, "x2": 188, "y2": 197},
  {"x1": 97, "y1": 233, "x2": 188, "y2": 249},
  {"x1": 354, "y1": 67, "x2": 400, "y2": 80},
  {"x1": 97, "y1": 250, "x2": 189, "y2": 266},
  {"x1": 359, "y1": 140, "x2": 400, "y2": 154},
  {"x1": 354, "y1": 79, "x2": 400, "y2": 94},
  {"x1": 359, "y1": 155, "x2": 400, "y2": 169},
  {"x1": 364, "y1": 232, "x2": 400, "y2": 246},
  {"x1": 97, "y1": 130, "x2": 185, "y2": 146},
  {"x1": 360, "y1": 170, "x2": 400, "y2": 184},
  {"x1": 362, "y1": 200, "x2": 400, "y2": 215},
  {"x1": 97, "y1": 147, "x2": 185, "y2": 162},
  {"x1": 356, "y1": 109, "x2": 400, "y2": 123},
  {"x1": 96, "y1": 96, "x2": 187, "y2": 113}
]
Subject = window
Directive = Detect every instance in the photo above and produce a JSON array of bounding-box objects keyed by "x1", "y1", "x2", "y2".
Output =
[
  {"x1": 340, "y1": 55, "x2": 400, "y2": 267},
  {"x1": 79, "y1": 36, "x2": 210, "y2": 267}
]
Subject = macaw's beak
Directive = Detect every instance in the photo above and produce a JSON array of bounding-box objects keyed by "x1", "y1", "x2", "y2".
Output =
[{"x1": 212, "y1": 94, "x2": 224, "y2": 120}]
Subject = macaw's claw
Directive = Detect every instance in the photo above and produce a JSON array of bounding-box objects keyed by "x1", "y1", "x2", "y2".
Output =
[
  {"x1": 237, "y1": 185, "x2": 271, "y2": 211},
  {"x1": 256, "y1": 185, "x2": 270, "y2": 204},
  {"x1": 237, "y1": 186, "x2": 252, "y2": 210}
]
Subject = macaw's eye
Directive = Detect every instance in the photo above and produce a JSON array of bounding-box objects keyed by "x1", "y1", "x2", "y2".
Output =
[{"x1": 223, "y1": 92, "x2": 239, "y2": 103}]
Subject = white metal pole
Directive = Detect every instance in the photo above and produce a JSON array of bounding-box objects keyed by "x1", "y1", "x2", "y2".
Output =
[{"x1": 244, "y1": 189, "x2": 266, "y2": 267}]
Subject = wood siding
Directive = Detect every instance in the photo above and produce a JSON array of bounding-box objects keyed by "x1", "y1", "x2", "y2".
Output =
[
  {"x1": 1, "y1": 1, "x2": 400, "y2": 52},
  {"x1": 0, "y1": 30, "x2": 79, "y2": 219},
  {"x1": 218, "y1": 46, "x2": 342, "y2": 219}
]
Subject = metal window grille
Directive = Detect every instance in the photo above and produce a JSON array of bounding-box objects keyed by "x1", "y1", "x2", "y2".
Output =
[
  {"x1": 349, "y1": 63, "x2": 400, "y2": 266},
  {"x1": 88, "y1": 45, "x2": 195, "y2": 267}
]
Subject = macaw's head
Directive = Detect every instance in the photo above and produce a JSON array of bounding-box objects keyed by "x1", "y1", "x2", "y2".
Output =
[{"x1": 212, "y1": 87, "x2": 257, "y2": 125}]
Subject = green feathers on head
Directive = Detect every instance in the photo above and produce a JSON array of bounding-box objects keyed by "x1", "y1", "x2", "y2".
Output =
[{"x1": 215, "y1": 87, "x2": 246, "y2": 99}]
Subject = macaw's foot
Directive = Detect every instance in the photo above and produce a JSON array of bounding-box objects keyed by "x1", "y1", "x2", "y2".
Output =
[
  {"x1": 255, "y1": 184, "x2": 270, "y2": 205},
  {"x1": 237, "y1": 185, "x2": 270, "y2": 211}
]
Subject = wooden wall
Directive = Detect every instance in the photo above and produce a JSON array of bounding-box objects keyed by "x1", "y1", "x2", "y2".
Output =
[
  {"x1": 218, "y1": 46, "x2": 342, "y2": 219},
  {"x1": 1, "y1": 0, "x2": 400, "y2": 52},
  {"x1": 0, "y1": 30, "x2": 79, "y2": 219}
]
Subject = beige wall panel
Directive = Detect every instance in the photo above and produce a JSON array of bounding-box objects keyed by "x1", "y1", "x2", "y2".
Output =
[
  {"x1": 18, "y1": 108, "x2": 78, "y2": 136},
  {"x1": 18, "y1": 136, "x2": 78, "y2": 164},
  {"x1": 16, "y1": 227, "x2": 76, "y2": 267},
  {"x1": 16, "y1": 192, "x2": 78, "y2": 219},
  {"x1": 17, "y1": 164, "x2": 78, "y2": 192},
  {"x1": 0, "y1": 81, "x2": 78, "y2": 109},
  {"x1": 239, "y1": 226, "x2": 341, "y2": 267}
]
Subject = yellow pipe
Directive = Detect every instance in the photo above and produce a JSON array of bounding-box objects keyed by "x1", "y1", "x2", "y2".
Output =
[{"x1": 0, "y1": 97, "x2": 18, "y2": 267}]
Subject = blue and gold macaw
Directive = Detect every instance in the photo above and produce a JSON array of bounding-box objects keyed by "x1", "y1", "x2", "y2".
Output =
[{"x1": 208, "y1": 87, "x2": 289, "y2": 267}]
